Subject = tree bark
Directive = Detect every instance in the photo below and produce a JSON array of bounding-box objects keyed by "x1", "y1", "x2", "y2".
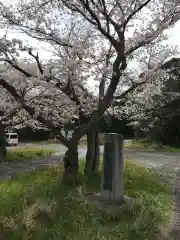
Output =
[
  {"x1": 0, "y1": 122, "x2": 7, "y2": 161},
  {"x1": 134, "y1": 127, "x2": 140, "y2": 141},
  {"x1": 63, "y1": 140, "x2": 79, "y2": 184},
  {"x1": 84, "y1": 131, "x2": 100, "y2": 175}
]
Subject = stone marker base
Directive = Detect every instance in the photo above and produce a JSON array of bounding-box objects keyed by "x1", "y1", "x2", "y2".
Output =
[{"x1": 85, "y1": 193, "x2": 135, "y2": 218}]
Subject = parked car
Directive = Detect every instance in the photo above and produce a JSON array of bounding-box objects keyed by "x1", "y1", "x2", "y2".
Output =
[{"x1": 5, "y1": 133, "x2": 18, "y2": 146}]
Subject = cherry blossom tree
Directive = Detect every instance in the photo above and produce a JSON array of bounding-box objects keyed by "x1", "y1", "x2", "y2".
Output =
[
  {"x1": 0, "y1": 4, "x2": 104, "y2": 180},
  {"x1": 125, "y1": 57, "x2": 180, "y2": 142},
  {"x1": 0, "y1": 65, "x2": 38, "y2": 159},
  {"x1": 0, "y1": 0, "x2": 180, "y2": 182}
]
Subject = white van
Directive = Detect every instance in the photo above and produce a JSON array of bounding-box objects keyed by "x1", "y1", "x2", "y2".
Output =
[{"x1": 5, "y1": 133, "x2": 18, "y2": 146}]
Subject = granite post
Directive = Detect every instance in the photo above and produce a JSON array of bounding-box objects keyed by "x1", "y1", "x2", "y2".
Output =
[{"x1": 100, "y1": 133, "x2": 124, "y2": 203}]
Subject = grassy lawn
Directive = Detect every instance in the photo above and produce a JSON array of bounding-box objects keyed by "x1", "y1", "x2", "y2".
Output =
[
  {"x1": 124, "y1": 139, "x2": 180, "y2": 152},
  {"x1": 4, "y1": 147, "x2": 54, "y2": 161},
  {"x1": 0, "y1": 160, "x2": 172, "y2": 240}
]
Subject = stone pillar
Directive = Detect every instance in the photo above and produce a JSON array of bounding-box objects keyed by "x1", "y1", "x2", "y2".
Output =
[{"x1": 100, "y1": 133, "x2": 124, "y2": 204}]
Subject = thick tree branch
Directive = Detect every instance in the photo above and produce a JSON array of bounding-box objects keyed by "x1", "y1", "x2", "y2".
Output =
[
  {"x1": 99, "y1": 41, "x2": 113, "y2": 105},
  {"x1": 124, "y1": 0, "x2": 152, "y2": 29},
  {"x1": 2, "y1": 9, "x2": 73, "y2": 48},
  {"x1": 113, "y1": 56, "x2": 180, "y2": 102},
  {"x1": 28, "y1": 50, "x2": 44, "y2": 75},
  {"x1": 125, "y1": 11, "x2": 179, "y2": 57},
  {"x1": 0, "y1": 76, "x2": 69, "y2": 146},
  {"x1": 3, "y1": 55, "x2": 89, "y2": 111},
  {"x1": 4, "y1": 59, "x2": 32, "y2": 77},
  {"x1": 114, "y1": 80, "x2": 146, "y2": 100},
  {"x1": 64, "y1": 0, "x2": 119, "y2": 50},
  {"x1": 99, "y1": 53, "x2": 126, "y2": 113}
]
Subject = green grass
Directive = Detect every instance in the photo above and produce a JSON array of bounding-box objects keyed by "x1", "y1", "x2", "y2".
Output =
[
  {"x1": 0, "y1": 160, "x2": 172, "y2": 240},
  {"x1": 4, "y1": 147, "x2": 54, "y2": 161},
  {"x1": 124, "y1": 139, "x2": 180, "y2": 152}
]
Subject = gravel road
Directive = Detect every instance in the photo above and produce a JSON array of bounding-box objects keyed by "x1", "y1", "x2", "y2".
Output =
[
  {"x1": 124, "y1": 149, "x2": 180, "y2": 240},
  {"x1": 3, "y1": 144, "x2": 180, "y2": 239}
]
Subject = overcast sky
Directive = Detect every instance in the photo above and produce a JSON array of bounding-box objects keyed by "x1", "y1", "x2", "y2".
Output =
[
  {"x1": 1, "y1": 0, "x2": 180, "y2": 57},
  {"x1": 1, "y1": 0, "x2": 19, "y2": 6}
]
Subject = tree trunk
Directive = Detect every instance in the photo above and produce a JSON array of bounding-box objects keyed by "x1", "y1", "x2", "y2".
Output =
[
  {"x1": 84, "y1": 131, "x2": 100, "y2": 175},
  {"x1": 63, "y1": 140, "x2": 79, "y2": 184},
  {"x1": 134, "y1": 128, "x2": 139, "y2": 141},
  {"x1": 0, "y1": 122, "x2": 7, "y2": 161},
  {"x1": 65, "y1": 129, "x2": 68, "y2": 138}
]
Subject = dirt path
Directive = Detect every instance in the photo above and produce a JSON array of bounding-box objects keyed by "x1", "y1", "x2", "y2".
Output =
[
  {"x1": 1, "y1": 146, "x2": 180, "y2": 238},
  {"x1": 3, "y1": 147, "x2": 179, "y2": 181},
  {"x1": 153, "y1": 165, "x2": 180, "y2": 239},
  {"x1": 124, "y1": 150, "x2": 180, "y2": 240},
  {"x1": 0, "y1": 154, "x2": 64, "y2": 180}
]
